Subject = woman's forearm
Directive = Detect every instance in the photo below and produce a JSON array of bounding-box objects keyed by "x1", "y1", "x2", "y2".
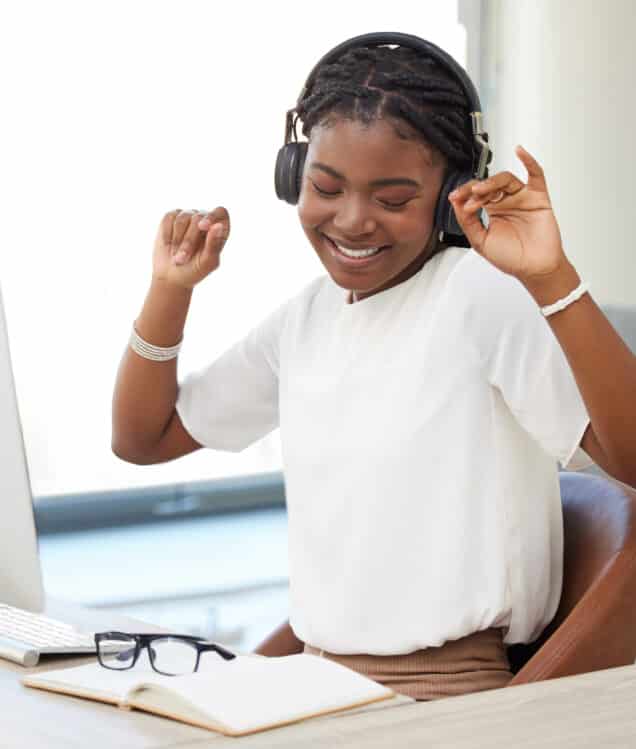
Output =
[
  {"x1": 111, "y1": 278, "x2": 193, "y2": 462},
  {"x1": 523, "y1": 261, "x2": 636, "y2": 485}
]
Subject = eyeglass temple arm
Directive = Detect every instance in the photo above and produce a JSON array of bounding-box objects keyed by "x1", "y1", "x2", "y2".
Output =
[{"x1": 199, "y1": 642, "x2": 236, "y2": 660}]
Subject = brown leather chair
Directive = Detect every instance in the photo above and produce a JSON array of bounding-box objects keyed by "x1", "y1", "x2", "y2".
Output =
[
  {"x1": 258, "y1": 472, "x2": 636, "y2": 685},
  {"x1": 508, "y1": 471, "x2": 636, "y2": 683}
]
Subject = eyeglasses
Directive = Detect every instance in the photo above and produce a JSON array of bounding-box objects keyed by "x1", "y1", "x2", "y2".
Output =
[{"x1": 94, "y1": 631, "x2": 236, "y2": 676}]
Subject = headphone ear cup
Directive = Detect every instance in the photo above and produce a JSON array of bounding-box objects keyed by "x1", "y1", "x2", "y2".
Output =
[
  {"x1": 275, "y1": 142, "x2": 308, "y2": 205},
  {"x1": 434, "y1": 171, "x2": 474, "y2": 241}
]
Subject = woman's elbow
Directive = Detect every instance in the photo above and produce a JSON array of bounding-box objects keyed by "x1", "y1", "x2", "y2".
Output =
[{"x1": 111, "y1": 437, "x2": 158, "y2": 465}]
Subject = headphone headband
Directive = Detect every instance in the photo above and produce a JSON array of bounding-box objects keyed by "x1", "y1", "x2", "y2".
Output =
[
  {"x1": 298, "y1": 32, "x2": 482, "y2": 117},
  {"x1": 289, "y1": 32, "x2": 491, "y2": 181}
]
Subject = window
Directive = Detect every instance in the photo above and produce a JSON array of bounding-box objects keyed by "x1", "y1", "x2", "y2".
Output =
[{"x1": 1, "y1": 1, "x2": 465, "y2": 505}]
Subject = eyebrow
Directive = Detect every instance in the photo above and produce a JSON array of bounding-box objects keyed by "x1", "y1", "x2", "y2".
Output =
[{"x1": 309, "y1": 162, "x2": 421, "y2": 188}]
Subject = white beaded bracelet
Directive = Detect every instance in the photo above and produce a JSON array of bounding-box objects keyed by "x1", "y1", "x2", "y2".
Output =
[
  {"x1": 129, "y1": 325, "x2": 182, "y2": 361},
  {"x1": 540, "y1": 281, "x2": 590, "y2": 318}
]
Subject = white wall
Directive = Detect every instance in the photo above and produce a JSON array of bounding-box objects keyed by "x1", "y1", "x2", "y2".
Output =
[
  {"x1": 0, "y1": 2, "x2": 464, "y2": 497},
  {"x1": 481, "y1": 0, "x2": 636, "y2": 304}
]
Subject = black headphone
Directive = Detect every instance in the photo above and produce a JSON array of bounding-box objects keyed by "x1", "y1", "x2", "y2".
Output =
[{"x1": 274, "y1": 32, "x2": 492, "y2": 247}]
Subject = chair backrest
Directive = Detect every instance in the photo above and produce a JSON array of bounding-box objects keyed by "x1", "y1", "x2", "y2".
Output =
[{"x1": 509, "y1": 472, "x2": 636, "y2": 683}]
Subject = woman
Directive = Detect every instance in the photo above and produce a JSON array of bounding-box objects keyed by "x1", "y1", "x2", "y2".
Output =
[{"x1": 112, "y1": 34, "x2": 636, "y2": 700}]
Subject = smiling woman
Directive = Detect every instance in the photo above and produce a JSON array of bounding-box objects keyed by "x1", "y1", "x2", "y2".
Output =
[{"x1": 109, "y1": 27, "x2": 636, "y2": 704}]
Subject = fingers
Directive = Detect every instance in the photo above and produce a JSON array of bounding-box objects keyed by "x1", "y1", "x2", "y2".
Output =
[
  {"x1": 467, "y1": 146, "x2": 547, "y2": 208},
  {"x1": 200, "y1": 206, "x2": 230, "y2": 265},
  {"x1": 181, "y1": 206, "x2": 230, "y2": 274},
  {"x1": 515, "y1": 145, "x2": 548, "y2": 192},
  {"x1": 160, "y1": 210, "x2": 180, "y2": 250},
  {"x1": 169, "y1": 207, "x2": 230, "y2": 266},
  {"x1": 171, "y1": 210, "x2": 204, "y2": 264},
  {"x1": 170, "y1": 210, "x2": 190, "y2": 255},
  {"x1": 448, "y1": 147, "x2": 552, "y2": 256},
  {"x1": 199, "y1": 216, "x2": 230, "y2": 273},
  {"x1": 465, "y1": 172, "x2": 525, "y2": 210}
]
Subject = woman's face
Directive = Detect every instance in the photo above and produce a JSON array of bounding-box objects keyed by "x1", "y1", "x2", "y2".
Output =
[{"x1": 297, "y1": 117, "x2": 447, "y2": 300}]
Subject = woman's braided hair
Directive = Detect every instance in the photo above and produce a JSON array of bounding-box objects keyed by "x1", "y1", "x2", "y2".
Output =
[{"x1": 295, "y1": 44, "x2": 474, "y2": 172}]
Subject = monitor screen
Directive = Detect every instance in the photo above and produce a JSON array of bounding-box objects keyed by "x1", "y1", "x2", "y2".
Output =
[{"x1": 0, "y1": 284, "x2": 45, "y2": 611}]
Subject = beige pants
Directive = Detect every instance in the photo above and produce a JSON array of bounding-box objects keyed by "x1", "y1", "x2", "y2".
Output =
[{"x1": 304, "y1": 628, "x2": 513, "y2": 701}]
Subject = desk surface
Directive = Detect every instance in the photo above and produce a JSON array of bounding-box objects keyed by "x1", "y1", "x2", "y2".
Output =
[{"x1": 3, "y1": 600, "x2": 636, "y2": 748}]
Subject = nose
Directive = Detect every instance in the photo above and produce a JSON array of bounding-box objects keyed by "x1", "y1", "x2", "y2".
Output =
[{"x1": 332, "y1": 195, "x2": 377, "y2": 237}]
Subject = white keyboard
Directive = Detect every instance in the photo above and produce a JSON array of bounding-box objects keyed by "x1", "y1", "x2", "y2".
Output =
[{"x1": 0, "y1": 604, "x2": 96, "y2": 667}]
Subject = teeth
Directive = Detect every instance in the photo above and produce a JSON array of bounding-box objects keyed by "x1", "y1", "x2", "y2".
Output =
[{"x1": 332, "y1": 241, "x2": 382, "y2": 258}]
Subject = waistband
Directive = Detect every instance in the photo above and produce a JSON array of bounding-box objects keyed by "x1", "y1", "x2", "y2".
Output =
[{"x1": 304, "y1": 628, "x2": 512, "y2": 701}]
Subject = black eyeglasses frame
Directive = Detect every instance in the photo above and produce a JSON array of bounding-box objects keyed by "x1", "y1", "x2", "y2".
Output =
[{"x1": 94, "y1": 631, "x2": 236, "y2": 676}]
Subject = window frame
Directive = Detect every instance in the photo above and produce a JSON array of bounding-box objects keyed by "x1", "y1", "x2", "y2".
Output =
[{"x1": 34, "y1": 471, "x2": 285, "y2": 535}]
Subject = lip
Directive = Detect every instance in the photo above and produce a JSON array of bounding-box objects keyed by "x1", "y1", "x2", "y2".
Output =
[{"x1": 321, "y1": 233, "x2": 390, "y2": 267}]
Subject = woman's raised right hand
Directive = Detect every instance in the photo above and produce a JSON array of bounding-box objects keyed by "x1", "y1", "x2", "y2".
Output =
[{"x1": 152, "y1": 207, "x2": 230, "y2": 289}]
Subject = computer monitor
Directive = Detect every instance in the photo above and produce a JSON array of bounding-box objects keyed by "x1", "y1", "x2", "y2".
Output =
[{"x1": 0, "y1": 283, "x2": 45, "y2": 611}]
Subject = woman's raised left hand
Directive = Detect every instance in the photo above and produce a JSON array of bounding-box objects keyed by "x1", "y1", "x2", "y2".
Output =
[{"x1": 449, "y1": 146, "x2": 568, "y2": 282}]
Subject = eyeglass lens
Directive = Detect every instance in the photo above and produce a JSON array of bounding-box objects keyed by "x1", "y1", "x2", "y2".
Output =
[
  {"x1": 98, "y1": 633, "x2": 138, "y2": 670},
  {"x1": 148, "y1": 637, "x2": 199, "y2": 675}
]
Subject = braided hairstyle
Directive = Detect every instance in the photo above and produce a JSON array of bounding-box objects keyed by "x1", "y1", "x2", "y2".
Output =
[{"x1": 295, "y1": 44, "x2": 474, "y2": 173}]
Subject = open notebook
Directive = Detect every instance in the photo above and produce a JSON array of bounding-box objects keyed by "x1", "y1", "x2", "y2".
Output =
[{"x1": 22, "y1": 653, "x2": 397, "y2": 736}]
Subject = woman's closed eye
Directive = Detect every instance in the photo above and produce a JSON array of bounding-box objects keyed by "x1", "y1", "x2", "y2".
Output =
[
  {"x1": 310, "y1": 180, "x2": 341, "y2": 198},
  {"x1": 310, "y1": 180, "x2": 415, "y2": 210},
  {"x1": 376, "y1": 189, "x2": 418, "y2": 209},
  {"x1": 378, "y1": 196, "x2": 412, "y2": 209}
]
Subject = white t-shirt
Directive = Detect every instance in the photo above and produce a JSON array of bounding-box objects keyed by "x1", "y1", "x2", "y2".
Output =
[{"x1": 176, "y1": 247, "x2": 590, "y2": 654}]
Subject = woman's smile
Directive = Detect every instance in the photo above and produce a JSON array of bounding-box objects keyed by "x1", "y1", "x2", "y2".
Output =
[{"x1": 321, "y1": 233, "x2": 392, "y2": 265}]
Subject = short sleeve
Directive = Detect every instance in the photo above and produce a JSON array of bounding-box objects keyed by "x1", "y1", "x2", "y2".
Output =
[
  {"x1": 457, "y1": 253, "x2": 590, "y2": 469},
  {"x1": 176, "y1": 300, "x2": 288, "y2": 452}
]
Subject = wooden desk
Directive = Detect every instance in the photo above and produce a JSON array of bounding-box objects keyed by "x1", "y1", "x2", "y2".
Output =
[{"x1": 3, "y1": 601, "x2": 636, "y2": 747}]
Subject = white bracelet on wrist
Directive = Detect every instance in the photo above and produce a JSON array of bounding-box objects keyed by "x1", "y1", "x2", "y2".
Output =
[
  {"x1": 129, "y1": 324, "x2": 182, "y2": 361},
  {"x1": 540, "y1": 281, "x2": 590, "y2": 318}
]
